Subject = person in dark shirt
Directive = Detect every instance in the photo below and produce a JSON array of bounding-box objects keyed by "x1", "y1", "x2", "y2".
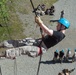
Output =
[
  {"x1": 0, "y1": 16, "x2": 70, "y2": 58},
  {"x1": 53, "y1": 50, "x2": 59, "y2": 62},
  {"x1": 59, "y1": 50, "x2": 65, "y2": 63}
]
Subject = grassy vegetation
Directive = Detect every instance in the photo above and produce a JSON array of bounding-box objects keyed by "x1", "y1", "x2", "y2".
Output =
[{"x1": 0, "y1": 0, "x2": 57, "y2": 41}]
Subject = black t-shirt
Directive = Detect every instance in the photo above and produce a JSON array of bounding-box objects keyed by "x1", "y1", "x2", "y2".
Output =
[
  {"x1": 42, "y1": 31, "x2": 65, "y2": 48},
  {"x1": 7, "y1": 40, "x2": 26, "y2": 47},
  {"x1": 54, "y1": 52, "x2": 59, "y2": 58},
  {"x1": 59, "y1": 51, "x2": 64, "y2": 58}
]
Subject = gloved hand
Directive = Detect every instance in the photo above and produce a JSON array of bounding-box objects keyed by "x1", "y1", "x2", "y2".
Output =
[{"x1": 35, "y1": 16, "x2": 43, "y2": 25}]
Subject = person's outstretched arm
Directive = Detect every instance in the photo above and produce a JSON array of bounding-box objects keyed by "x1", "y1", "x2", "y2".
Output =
[
  {"x1": 35, "y1": 16, "x2": 53, "y2": 36},
  {"x1": 69, "y1": 68, "x2": 75, "y2": 73}
]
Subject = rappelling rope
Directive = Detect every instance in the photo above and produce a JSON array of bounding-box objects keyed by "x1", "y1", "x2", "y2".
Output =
[
  {"x1": 30, "y1": 1, "x2": 43, "y2": 75},
  {"x1": 0, "y1": 66, "x2": 2, "y2": 75},
  {"x1": 14, "y1": 58, "x2": 17, "y2": 75}
]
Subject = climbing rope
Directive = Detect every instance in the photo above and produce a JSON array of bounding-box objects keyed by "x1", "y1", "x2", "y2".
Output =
[
  {"x1": 14, "y1": 58, "x2": 17, "y2": 75},
  {"x1": 36, "y1": 54, "x2": 42, "y2": 75},
  {"x1": 30, "y1": 1, "x2": 43, "y2": 75},
  {"x1": 30, "y1": 0, "x2": 43, "y2": 36},
  {"x1": 0, "y1": 66, "x2": 2, "y2": 75}
]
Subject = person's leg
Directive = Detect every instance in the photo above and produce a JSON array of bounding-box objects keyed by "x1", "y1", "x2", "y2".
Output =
[
  {"x1": 0, "y1": 38, "x2": 42, "y2": 48},
  {"x1": 1, "y1": 40, "x2": 14, "y2": 48},
  {"x1": 0, "y1": 47, "x2": 22, "y2": 59},
  {"x1": 0, "y1": 39, "x2": 32, "y2": 48},
  {"x1": 0, "y1": 46, "x2": 44, "y2": 59},
  {"x1": 16, "y1": 46, "x2": 46, "y2": 57},
  {"x1": 19, "y1": 46, "x2": 42, "y2": 57},
  {"x1": 19, "y1": 38, "x2": 42, "y2": 46}
]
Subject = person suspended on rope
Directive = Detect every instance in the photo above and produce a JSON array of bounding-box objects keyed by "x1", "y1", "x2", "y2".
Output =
[{"x1": 0, "y1": 16, "x2": 70, "y2": 59}]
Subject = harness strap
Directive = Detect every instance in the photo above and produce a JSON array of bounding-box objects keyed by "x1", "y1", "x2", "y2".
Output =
[{"x1": 38, "y1": 47, "x2": 42, "y2": 55}]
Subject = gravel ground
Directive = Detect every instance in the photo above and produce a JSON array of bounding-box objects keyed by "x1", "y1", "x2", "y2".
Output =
[{"x1": 0, "y1": 0, "x2": 76, "y2": 75}]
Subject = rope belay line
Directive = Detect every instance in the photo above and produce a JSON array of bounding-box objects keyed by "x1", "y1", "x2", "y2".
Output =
[
  {"x1": 30, "y1": 0, "x2": 43, "y2": 75},
  {"x1": 0, "y1": 66, "x2": 2, "y2": 75}
]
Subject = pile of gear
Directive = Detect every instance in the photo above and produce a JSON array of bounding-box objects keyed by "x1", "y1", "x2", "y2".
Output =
[
  {"x1": 53, "y1": 48, "x2": 76, "y2": 63},
  {"x1": 33, "y1": 4, "x2": 55, "y2": 16}
]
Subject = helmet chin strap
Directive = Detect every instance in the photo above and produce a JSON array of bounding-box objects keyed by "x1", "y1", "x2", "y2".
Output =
[{"x1": 58, "y1": 24, "x2": 66, "y2": 31}]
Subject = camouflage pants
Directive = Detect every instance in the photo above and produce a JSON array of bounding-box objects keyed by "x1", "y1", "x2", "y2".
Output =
[
  {"x1": 5, "y1": 45, "x2": 46, "y2": 58},
  {"x1": 0, "y1": 38, "x2": 42, "y2": 48}
]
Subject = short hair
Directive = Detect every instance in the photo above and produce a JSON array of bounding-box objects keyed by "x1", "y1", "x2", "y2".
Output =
[{"x1": 58, "y1": 72, "x2": 62, "y2": 75}]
